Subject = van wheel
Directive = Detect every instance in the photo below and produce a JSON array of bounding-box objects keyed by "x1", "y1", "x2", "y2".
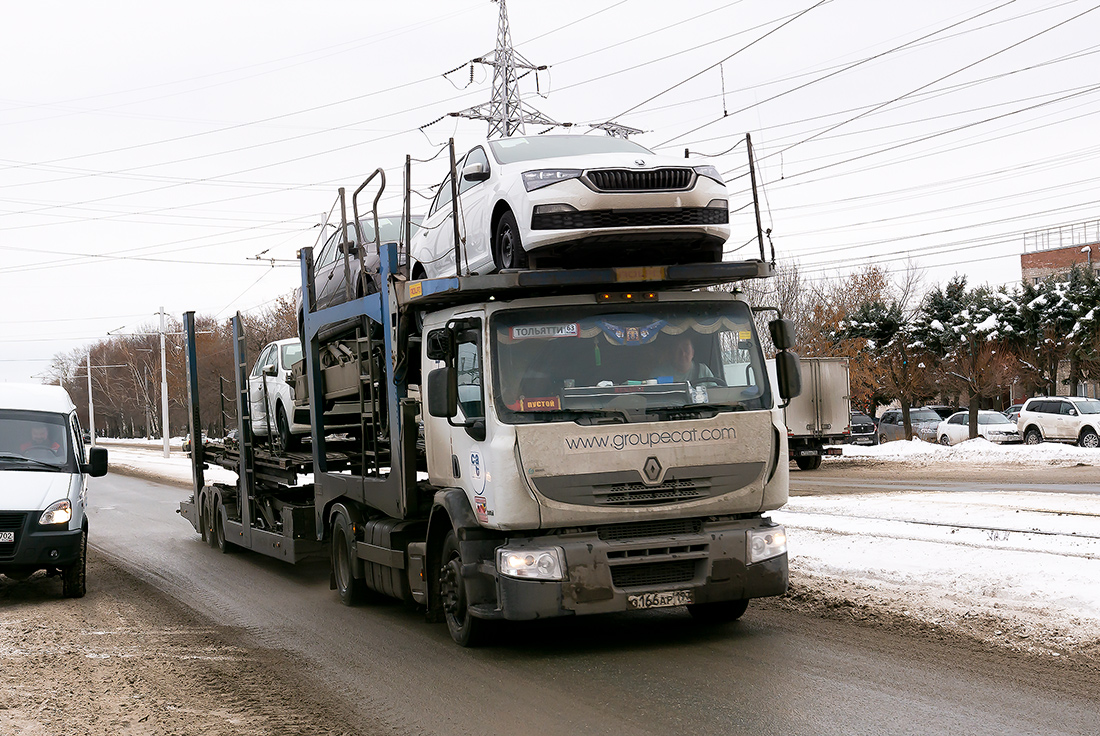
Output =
[
  {"x1": 493, "y1": 210, "x2": 527, "y2": 271},
  {"x1": 439, "y1": 530, "x2": 491, "y2": 647},
  {"x1": 62, "y1": 530, "x2": 87, "y2": 599},
  {"x1": 688, "y1": 599, "x2": 748, "y2": 623},
  {"x1": 276, "y1": 403, "x2": 300, "y2": 452},
  {"x1": 332, "y1": 515, "x2": 365, "y2": 606},
  {"x1": 1079, "y1": 429, "x2": 1099, "y2": 449},
  {"x1": 1024, "y1": 428, "x2": 1043, "y2": 445}
]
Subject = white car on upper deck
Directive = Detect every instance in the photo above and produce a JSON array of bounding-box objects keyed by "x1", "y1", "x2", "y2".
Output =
[{"x1": 409, "y1": 135, "x2": 731, "y2": 278}]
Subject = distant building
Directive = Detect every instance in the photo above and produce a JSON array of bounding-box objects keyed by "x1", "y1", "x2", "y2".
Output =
[{"x1": 1020, "y1": 220, "x2": 1100, "y2": 284}]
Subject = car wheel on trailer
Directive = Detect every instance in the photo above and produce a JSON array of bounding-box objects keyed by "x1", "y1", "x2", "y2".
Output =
[
  {"x1": 493, "y1": 210, "x2": 527, "y2": 271},
  {"x1": 332, "y1": 515, "x2": 365, "y2": 605},
  {"x1": 276, "y1": 403, "x2": 299, "y2": 452},
  {"x1": 687, "y1": 598, "x2": 748, "y2": 623},
  {"x1": 795, "y1": 455, "x2": 821, "y2": 471},
  {"x1": 1079, "y1": 428, "x2": 1099, "y2": 449},
  {"x1": 939, "y1": 434, "x2": 951, "y2": 446},
  {"x1": 1024, "y1": 428, "x2": 1043, "y2": 445},
  {"x1": 61, "y1": 529, "x2": 87, "y2": 599},
  {"x1": 439, "y1": 530, "x2": 490, "y2": 647}
]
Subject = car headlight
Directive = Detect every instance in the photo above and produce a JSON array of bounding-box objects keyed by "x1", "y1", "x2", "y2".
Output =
[
  {"x1": 522, "y1": 169, "x2": 583, "y2": 192},
  {"x1": 748, "y1": 526, "x2": 786, "y2": 564},
  {"x1": 693, "y1": 165, "x2": 724, "y2": 185},
  {"x1": 40, "y1": 499, "x2": 73, "y2": 527},
  {"x1": 497, "y1": 546, "x2": 565, "y2": 581}
]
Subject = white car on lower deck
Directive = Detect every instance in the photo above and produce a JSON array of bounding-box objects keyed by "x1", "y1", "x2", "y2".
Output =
[{"x1": 410, "y1": 135, "x2": 730, "y2": 278}]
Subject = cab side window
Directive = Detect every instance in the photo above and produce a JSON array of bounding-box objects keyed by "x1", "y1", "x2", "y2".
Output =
[
  {"x1": 455, "y1": 323, "x2": 483, "y2": 420},
  {"x1": 70, "y1": 414, "x2": 86, "y2": 464}
]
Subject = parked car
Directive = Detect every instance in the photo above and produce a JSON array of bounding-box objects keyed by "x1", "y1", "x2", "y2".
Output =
[
  {"x1": 936, "y1": 410, "x2": 1022, "y2": 446},
  {"x1": 409, "y1": 135, "x2": 731, "y2": 278},
  {"x1": 0, "y1": 383, "x2": 108, "y2": 597},
  {"x1": 1017, "y1": 396, "x2": 1100, "y2": 448},
  {"x1": 877, "y1": 407, "x2": 943, "y2": 443},
  {"x1": 249, "y1": 339, "x2": 311, "y2": 451},
  {"x1": 1003, "y1": 403, "x2": 1025, "y2": 423},
  {"x1": 924, "y1": 405, "x2": 962, "y2": 420},
  {"x1": 847, "y1": 411, "x2": 878, "y2": 445}
]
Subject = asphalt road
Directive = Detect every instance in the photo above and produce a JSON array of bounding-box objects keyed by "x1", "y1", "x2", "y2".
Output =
[{"x1": 88, "y1": 472, "x2": 1100, "y2": 736}]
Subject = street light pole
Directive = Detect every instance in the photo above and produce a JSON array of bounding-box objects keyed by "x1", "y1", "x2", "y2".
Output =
[{"x1": 160, "y1": 306, "x2": 170, "y2": 458}]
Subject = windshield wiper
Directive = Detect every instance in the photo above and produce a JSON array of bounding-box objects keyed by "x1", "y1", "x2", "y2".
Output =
[
  {"x1": 0, "y1": 452, "x2": 64, "y2": 470},
  {"x1": 514, "y1": 408, "x2": 631, "y2": 424}
]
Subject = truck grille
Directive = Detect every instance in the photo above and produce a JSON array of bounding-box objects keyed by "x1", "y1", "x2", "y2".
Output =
[
  {"x1": 595, "y1": 479, "x2": 705, "y2": 507},
  {"x1": 586, "y1": 168, "x2": 694, "y2": 191},
  {"x1": 610, "y1": 559, "x2": 697, "y2": 589},
  {"x1": 0, "y1": 512, "x2": 25, "y2": 559},
  {"x1": 597, "y1": 518, "x2": 703, "y2": 541},
  {"x1": 531, "y1": 207, "x2": 727, "y2": 231}
]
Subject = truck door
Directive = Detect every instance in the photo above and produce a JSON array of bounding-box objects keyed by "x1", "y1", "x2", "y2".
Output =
[{"x1": 449, "y1": 320, "x2": 490, "y2": 522}]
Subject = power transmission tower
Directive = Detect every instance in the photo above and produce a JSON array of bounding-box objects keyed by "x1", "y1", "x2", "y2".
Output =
[{"x1": 450, "y1": 0, "x2": 560, "y2": 138}]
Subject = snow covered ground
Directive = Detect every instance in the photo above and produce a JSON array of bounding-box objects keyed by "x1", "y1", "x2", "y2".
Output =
[{"x1": 100, "y1": 437, "x2": 1100, "y2": 657}]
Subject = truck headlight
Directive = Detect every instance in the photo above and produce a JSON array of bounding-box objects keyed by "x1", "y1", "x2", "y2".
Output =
[
  {"x1": 40, "y1": 499, "x2": 73, "y2": 527},
  {"x1": 498, "y1": 546, "x2": 564, "y2": 581},
  {"x1": 748, "y1": 526, "x2": 786, "y2": 564}
]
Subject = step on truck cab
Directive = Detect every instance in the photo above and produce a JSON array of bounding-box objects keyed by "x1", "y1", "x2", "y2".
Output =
[
  {"x1": 180, "y1": 164, "x2": 801, "y2": 645},
  {"x1": 0, "y1": 383, "x2": 108, "y2": 597}
]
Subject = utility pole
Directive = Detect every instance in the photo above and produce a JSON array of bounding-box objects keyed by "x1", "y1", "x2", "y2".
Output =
[
  {"x1": 80, "y1": 353, "x2": 126, "y2": 447},
  {"x1": 160, "y1": 306, "x2": 170, "y2": 459}
]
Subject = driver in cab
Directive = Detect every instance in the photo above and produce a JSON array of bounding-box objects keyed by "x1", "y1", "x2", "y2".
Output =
[
  {"x1": 655, "y1": 333, "x2": 714, "y2": 384},
  {"x1": 21, "y1": 424, "x2": 61, "y2": 456}
]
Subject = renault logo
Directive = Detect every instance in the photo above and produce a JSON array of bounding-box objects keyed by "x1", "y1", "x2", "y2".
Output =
[{"x1": 643, "y1": 456, "x2": 662, "y2": 483}]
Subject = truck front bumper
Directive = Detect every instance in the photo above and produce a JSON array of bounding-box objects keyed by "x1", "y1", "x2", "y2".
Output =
[
  {"x1": 0, "y1": 520, "x2": 83, "y2": 573},
  {"x1": 488, "y1": 517, "x2": 788, "y2": 621}
]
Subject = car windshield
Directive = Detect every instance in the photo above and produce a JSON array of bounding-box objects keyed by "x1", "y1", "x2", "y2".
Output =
[
  {"x1": 977, "y1": 413, "x2": 1013, "y2": 425},
  {"x1": 910, "y1": 410, "x2": 941, "y2": 422},
  {"x1": 0, "y1": 409, "x2": 74, "y2": 472},
  {"x1": 491, "y1": 300, "x2": 771, "y2": 424},
  {"x1": 281, "y1": 342, "x2": 302, "y2": 369},
  {"x1": 489, "y1": 135, "x2": 653, "y2": 165},
  {"x1": 1074, "y1": 400, "x2": 1100, "y2": 414}
]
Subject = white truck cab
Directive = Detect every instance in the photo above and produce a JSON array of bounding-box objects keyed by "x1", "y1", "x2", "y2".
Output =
[{"x1": 0, "y1": 383, "x2": 108, "y2": 597}]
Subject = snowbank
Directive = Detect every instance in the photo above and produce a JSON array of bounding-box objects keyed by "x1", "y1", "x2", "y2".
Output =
[{"x1": 840, "y1": 436, "x2": 1100, "y2": 467}]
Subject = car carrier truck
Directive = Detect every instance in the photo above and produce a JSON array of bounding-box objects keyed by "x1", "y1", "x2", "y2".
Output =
[{"x1": 179, "y1": 166, "x2": 802, "y2": 646}]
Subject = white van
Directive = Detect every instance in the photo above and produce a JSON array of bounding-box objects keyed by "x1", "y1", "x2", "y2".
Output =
[{"x1": 0, "y1": 383, "x2": 107, "y2": 597}]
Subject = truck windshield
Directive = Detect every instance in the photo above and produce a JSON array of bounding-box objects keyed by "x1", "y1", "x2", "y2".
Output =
[
  {"x1": 0, "y1": 410, "x2": 74, "y2": 472},
  {"x1": 491, "y1": 300, "x2": 771, "y2": 424}
]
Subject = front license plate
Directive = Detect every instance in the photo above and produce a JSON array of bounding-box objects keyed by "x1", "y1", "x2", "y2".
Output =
[
  {"x1": 627, "y1": 590, "x2": 693, "y2": 610},
  {"x1": 799, "y1": 450, "x2": 818, "y2": 456},
  {"x1": 0, "y1": 532, "x2": 14, "y2": 543}
]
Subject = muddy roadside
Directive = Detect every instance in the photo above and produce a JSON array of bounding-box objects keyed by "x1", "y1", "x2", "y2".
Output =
[{"x1": 0, "y1": 554, "x2": 370, "y2": 736}]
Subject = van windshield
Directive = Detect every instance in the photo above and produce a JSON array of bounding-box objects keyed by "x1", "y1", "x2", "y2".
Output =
[
  {"x1": 491, "y1": 300, "x2": 771, "y2": 424},
  {"x1": 0, "y1": 410, "x2": 75, "y2": 472}
]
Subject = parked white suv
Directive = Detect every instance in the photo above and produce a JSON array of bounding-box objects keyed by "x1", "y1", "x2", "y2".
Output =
[
  {"x1": 0, "y1": 383, "x2": 108, "y2": 597},
  {"x1": 1017, "y1": 396, "x2": 1100, "y2": 448}
]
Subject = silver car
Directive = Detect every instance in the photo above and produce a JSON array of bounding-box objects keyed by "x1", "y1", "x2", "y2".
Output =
[{"x1": 877, "y1": 407, "x2": 942, "y2": 443}]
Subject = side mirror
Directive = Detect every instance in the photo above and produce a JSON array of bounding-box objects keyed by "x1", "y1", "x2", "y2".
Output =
[
  {"x1": 466, "y1": 418, "x2": 486, "y2": 442},
  {"x1": 83, "y1": 446, "x2": 108, "y2": 478},
  {"x1": 769, "y1": 318, "x2": 797, "y2": 351},
  {"x1": 425, "y1": 328, "x2": 452, "y2": 362},
  {"x1": 427, "y1": 367, "x2": 457, "y2": 418},
  {"x1": 462, "y1": 162, "x2": 490, "y2": 182},
  {"x1": 263, "y1": 364, "x2": 278, "y2": 377},
  {"x1": 775, "y1": 351, "x2": 802, "y2": 404}
]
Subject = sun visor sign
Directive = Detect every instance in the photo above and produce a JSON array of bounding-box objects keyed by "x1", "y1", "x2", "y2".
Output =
[
  {"x1": 519, "y1": 396, "x2": 562, "y2": 411},
  {"x1": 510, "y1": 323, "x2": 579, "y2": 339}
]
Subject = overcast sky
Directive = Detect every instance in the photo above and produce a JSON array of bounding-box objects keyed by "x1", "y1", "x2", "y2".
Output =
[{"x1": 2, "y1": 0, "x2": 1098, "y2": 383}]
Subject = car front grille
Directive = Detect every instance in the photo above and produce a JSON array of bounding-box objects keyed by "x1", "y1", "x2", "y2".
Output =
[
  {"x1": 586, "y1": 168, "x2": 694, "y2": 191},
  {"x1": 531, "y1": 207, "x2": 728, "y2": 231},
  {"x1": 609, "y1": 559, "x2": 697, "y2": 589},
  {"x1": 0, "y1": 512, "x2": 26, "y2": 559}
]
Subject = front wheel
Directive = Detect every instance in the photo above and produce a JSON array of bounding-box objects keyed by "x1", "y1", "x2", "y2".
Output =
[
  {"x1": 688, "y1": 599, "x2": 748, "y2": 623},
  {"x1": 1024, "y1": 428, "x2": 1043, "y2": 446},
  {"x1": 1079, "y1": 429, "x2": 1099, "y2": 449},
  {"x1": 61, "y1": 529, "x2": 87, "y2": 598},
  {"x1": 439, "y1": 530, "x2": 491, "y2": 647},
  {"x1": 493, "y1": 210, "x2": 528, "y2": 271}
]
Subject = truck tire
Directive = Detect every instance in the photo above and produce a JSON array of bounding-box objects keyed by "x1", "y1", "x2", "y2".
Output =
[
  {"x1": 213, "y1": 507, "x2": 235, "y2": 554},
  {"x1": 1024, "y1": 428, "x2": 1043, "y2": 446},
  {"x1": 795, "y1": 455, "x2": 821, "y2": 471},
  {"x1": 687, "y1": 598, "x2": 747, "y2": 623},
  {"x1": 439, "y1": 530, "x2": 491, "y2": 647},
  {"x1": 332, "y1": 515, "x2": 365, "y2": 606},
  {"x1": 61, "y1": 529, "x2": 87, "y2": 599}
]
